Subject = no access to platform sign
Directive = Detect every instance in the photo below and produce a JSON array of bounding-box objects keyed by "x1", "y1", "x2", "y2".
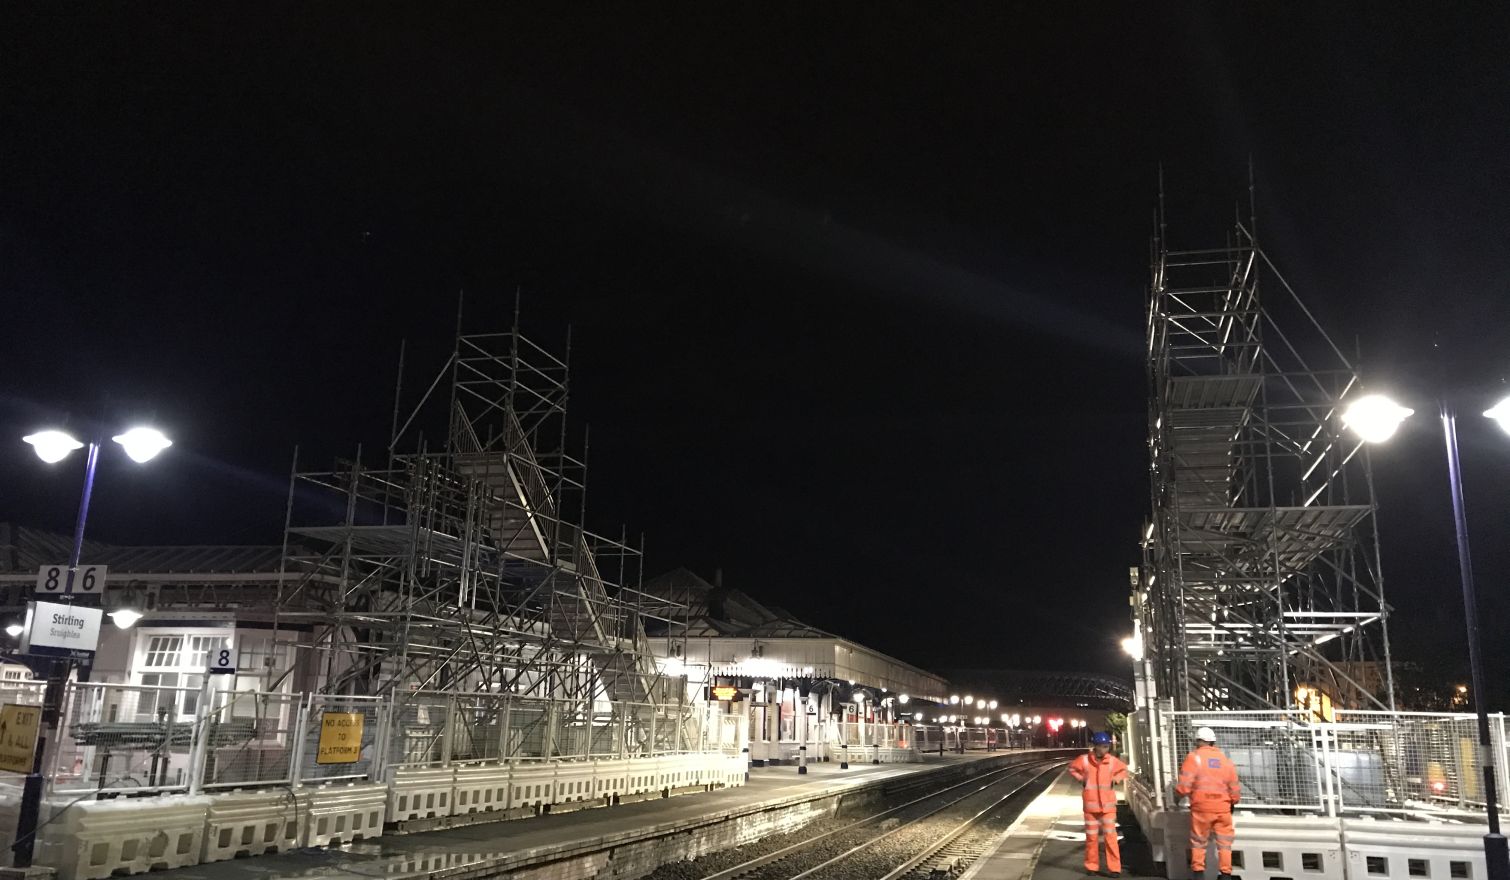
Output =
[{"x1": 316, "y1": 712, "x2": 364, "y2": 764}]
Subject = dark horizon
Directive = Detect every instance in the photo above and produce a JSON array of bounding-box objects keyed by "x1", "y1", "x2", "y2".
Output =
[{"x1": 4, "y1": 6, "x2": 1508, "y2": 698}]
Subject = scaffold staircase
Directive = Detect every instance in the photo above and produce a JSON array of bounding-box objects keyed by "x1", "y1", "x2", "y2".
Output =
[
  {"x1": 1143, "y1": 220, "x2": 1393, "y2": 712},
  {"x1": 452, "y1": 406, "x2": 661, "y2": 705}
]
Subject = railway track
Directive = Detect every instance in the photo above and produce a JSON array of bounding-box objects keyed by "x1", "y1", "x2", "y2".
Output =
[{"x1": 697, "y1": 758, "x2": 1064, "y2": 880}]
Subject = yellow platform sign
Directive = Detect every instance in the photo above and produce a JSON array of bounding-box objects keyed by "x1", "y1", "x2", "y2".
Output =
[
  {"x1": 0, "y1": 704, "x2": 41, "y2": 774},
  {"x1": 316, "y1": 712, "x2": 364, "y2": 765}
]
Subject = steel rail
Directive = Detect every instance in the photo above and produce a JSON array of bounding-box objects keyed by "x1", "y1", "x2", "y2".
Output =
[
  {"x1": 875, "y1": 762, "x2": 1064, "y2": 880},
  {"x1": 701, "y1": 757, "x2": 1062, "y2": 880}
]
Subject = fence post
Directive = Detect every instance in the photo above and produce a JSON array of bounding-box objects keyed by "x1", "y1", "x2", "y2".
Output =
[
  {"x1": 186, "y1": 677, "x2": 217, "y2": 795},
  {"x1": 617, "y1": 706, "x2": 628, "y2": 760},
  {"x1": 1491, "y1": 712, "x2": 1503, "y2": 815},
  {"x1": 501, "y1": 696, "x2": 514, "y2": 762},
  {"x1": 544, "y1": 700, "x2": 558, "y2": 761},
  {"x1": 371, "y1": 694, "x2": 393, "y2": 781},
  {"x1": 441, "y1": 694, "x2": 456, "y2": 767},
  {"x1": 581, "y1": 702, "x2": 591, "y2": 760},
  {"x1": 289, "y1": 696, "x2": 311, "y2": 788}
]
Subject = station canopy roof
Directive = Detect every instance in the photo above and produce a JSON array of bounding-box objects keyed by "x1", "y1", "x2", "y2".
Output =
[
  {"x1": 639, "y1": 567, "x2": 834, "y2": 639},
  {"x1": 0, "y1": 523, "x2": 287, "y2": 578}
]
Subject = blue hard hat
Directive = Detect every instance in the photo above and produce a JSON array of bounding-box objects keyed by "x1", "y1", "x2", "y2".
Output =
[{"x1": 1091, "y1": 731, "x2": 1113, "y2": 745}]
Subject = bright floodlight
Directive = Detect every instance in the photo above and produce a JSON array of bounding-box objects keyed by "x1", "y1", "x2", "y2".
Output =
[
  {"x1": 3, "y1": 623, "x2": 21, "y2": 638},
  {"x1": 1342, "y1": 394, "x2": 1414, "y2": 443},
  {"x1": 988, "y1": 699, "x2": 998, "y2": 710},
  {"x1": 23, "y1": 430, "x2": 83, "y2": 464},
  {"x1": 109, "y1": 608, "x2": 144, "y2": 630},
  {"x1": 949, "y1": 695, "x2": 960, "y2": 705},
  {"x1": 112, "y1": 427, "x2": 172, "y2": 463},
  {"x1": 897, "y1": 693, "x2": 909, "y2": 705},
  {"x1": 1121, "y1": 632, "x2": 1144, "y2": 660},
  {"x1": 1485, "y1": 396, "x2": 1510, "y2": 436}
]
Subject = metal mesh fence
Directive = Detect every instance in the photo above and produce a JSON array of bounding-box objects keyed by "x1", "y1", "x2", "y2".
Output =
[
  {"x1": 295, "y1": 694, "x2": 384, "y2": 783},
  {"x1": 50, "y1": 682, "x2": 202, "y2": 796},
  {"x1": 388, "y1": 692, "x2": 451, "y2": 767},
  {"x1": 1167, "y1": 713, "x2": 1325, "y2": 812},
  {"x1": 200, "y1": 689, "x2": 299, "y2": 789},
  {"x1": 48, "y1": 677, "x2": 748, "y2": 794},
  {"x1": 1157, "y1": 709, "x2": 1510, "y2": 818}
]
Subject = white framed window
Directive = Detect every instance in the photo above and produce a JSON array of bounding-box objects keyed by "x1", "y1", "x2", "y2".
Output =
[{"x1": 133, "y1": 630, "x2": 231, "y2": 721}]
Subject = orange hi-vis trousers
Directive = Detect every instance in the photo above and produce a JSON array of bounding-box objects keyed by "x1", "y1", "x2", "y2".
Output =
[
  {"x1": 1084, "y1": 809, "x2": 1121, "y2": 873},
  {"x1": 1190, "y1": 810, "x2": 1235, "y2": 874}
]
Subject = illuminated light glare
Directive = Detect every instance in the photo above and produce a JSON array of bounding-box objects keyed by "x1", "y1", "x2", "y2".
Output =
[
  {"x1": 23, "y1": 430, "x2": 83, "y2": 464},
  {"x1": 988, "y1": 699, "x2": 998, "y2": 710},
  {"x1": 109, "y1": 608, "x2": 143, "y2": 630},
  {"x1": 950, "y1": 695, "x2": 960, "y2": 705},
  {"x1": 3, "y1": 624, "x2": 22, "y2": 638},
  {"x1": 658, "y1": 656, "x2": 685, "y2": 676},
  {"x1": 1121, "y1": 632, "x2": 1144, "y2": 660},
  {"x1": 112, "y1": 427, "x2": 172, "y2": 463},
  {"x1": 1486, "y1": 397, "x2": 1510, "y2": 435},
  {"x1": 742, "y1": 656, "x2": 780, "y2": 679},
  {"x1": 897, "y1": 693, "x2": 909, "y2": 705},
  {"x1": 964, "y1": 695, "x2": 974, "y2": 705},
  {"x1": 1342, "y1": 394, "x2": 1413, "y2": 444}
]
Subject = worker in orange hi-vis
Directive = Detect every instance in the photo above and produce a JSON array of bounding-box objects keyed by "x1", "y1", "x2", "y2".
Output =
[
  {"x1": 1068, "y1": 731, "x2": 1128, "y2": 877},
  {"x1": 1176, "y1": 727, "x2": 1242, "y2": 880}
]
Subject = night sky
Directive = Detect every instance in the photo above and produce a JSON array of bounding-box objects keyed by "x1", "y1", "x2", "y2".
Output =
[{"x1": 4, "y1": 6, "x2": 1508, "y2": 695}]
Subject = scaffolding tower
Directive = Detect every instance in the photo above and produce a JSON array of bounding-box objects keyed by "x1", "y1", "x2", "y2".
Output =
[
  {"x1": 1139, "y1": 211, "x2": 1395, "y2": 714},
  {"x1": 272, "y1": 318, "x2": 676, "y2": 712}
]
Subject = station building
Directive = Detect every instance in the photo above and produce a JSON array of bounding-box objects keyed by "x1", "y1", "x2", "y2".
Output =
[{"x1": 639, "y1": 568, "x2": 949, "y2": 764}]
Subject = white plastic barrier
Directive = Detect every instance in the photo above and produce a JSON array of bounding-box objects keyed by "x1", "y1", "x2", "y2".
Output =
[
  {"x1": 39, "y1": 795, "x2": 209, "y2": 880},
  {"x1": 510, "y1": 764, "x2": 554, "y2": 812},
  {"x1": 1341, "y1": 816, "x2": 1487, "y2": 880},
  {"x1": 386, "y1": 765, "x2": 454, "y2": 821},
  {"x1": 552, "y1": 761, "x2": 596, "y2": 808},
  {"x1": 202, "y1": 789, "x2": 306, "y2": 863},
  {"x1": 304, "y1": 784, "x2": 386, "y2": 847},
  {"x1": 454, "y1": 763, "x2": 512, "y2": 815},
  {"x1": 592, "y1": 758, "x2": 628, "y2": 801}
]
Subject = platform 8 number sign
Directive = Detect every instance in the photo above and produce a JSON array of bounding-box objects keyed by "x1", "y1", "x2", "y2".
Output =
[
  {"x1": 316, "y1": 712, "x2": 365, "y2": 764},
  {"x1": 207, "y1": 637, "x2": 236, "y2": 676}
]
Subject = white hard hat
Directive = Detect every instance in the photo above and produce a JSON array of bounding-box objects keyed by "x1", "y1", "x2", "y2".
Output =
[{"x1": 1196, "y1": 726, "x2": 1217, "y2": 743}]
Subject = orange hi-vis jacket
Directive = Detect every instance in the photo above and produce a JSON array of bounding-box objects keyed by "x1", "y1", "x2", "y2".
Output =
[
  {"x1": 1068, "y1": 750, "x2": 1128, "y2": 811},
  {"x1": 1176, "y1": 745, "x2": 1241, "y2": 813}
]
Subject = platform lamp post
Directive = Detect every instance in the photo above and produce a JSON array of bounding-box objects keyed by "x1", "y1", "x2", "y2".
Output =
[
  {"x1": 14, "y1": 427, "x2": 171, "y2": 869},
  {"x1": 1344, "y1": 392, "x2": 1510, "y2": 880}
]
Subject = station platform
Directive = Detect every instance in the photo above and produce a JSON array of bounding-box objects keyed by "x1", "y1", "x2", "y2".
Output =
[
  {"x1": 148, "y1": 750, "x2": 1025, "y2": 880},
  {"x1": 964, "y1": 771, "x2": 1159, "y2": 880}
]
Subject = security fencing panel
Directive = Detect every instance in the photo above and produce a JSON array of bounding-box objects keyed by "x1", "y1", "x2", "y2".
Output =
[
  {"x1": 554, "y1": 700, "x2": 595, "y2": 759},
  {"x1": 711, "y1": 712, "x2": 745, "y2": 755},
  {"x1": 1332, "y1": 711, "x2": 1500, "y2": 815},
  {"x1": 589, "y1": 704, "x2": 627, "y2": 759},
  {"x1": 1158, "y1": 709, "x2": 1510, "y2": 818},
  {"x1": 651, "y1": 705, "x2": 680, "y2": 754},
  {"x1": 447, "y1": 692, "x2": 505, "y2": 764},
  {"x1": 50, "y1": 681, "x2": 203, "y2": 796},
  {"x1": 624, "y1": 703, "x2": 655, "y2": 758},
  {"x1": 295, "y1": 693, "x2": 384, "y2": 784},
  {"x1": 200, "y1": 689, "x2": 300, "y2": 789},
  {"x1": 389, "y1": 692, "x2": 452, "y2": 768},
  {"x1": 1166, "y1": 711, "x2": 1326, "y2": 813}
]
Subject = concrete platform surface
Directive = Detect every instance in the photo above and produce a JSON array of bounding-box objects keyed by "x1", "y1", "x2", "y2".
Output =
[
  {"x1": 146, "y1": 751, "x2": 1021, "y2": 880},
  {"x1": 963, "y1": 771, "x2": 1158, "y2": 880}
]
